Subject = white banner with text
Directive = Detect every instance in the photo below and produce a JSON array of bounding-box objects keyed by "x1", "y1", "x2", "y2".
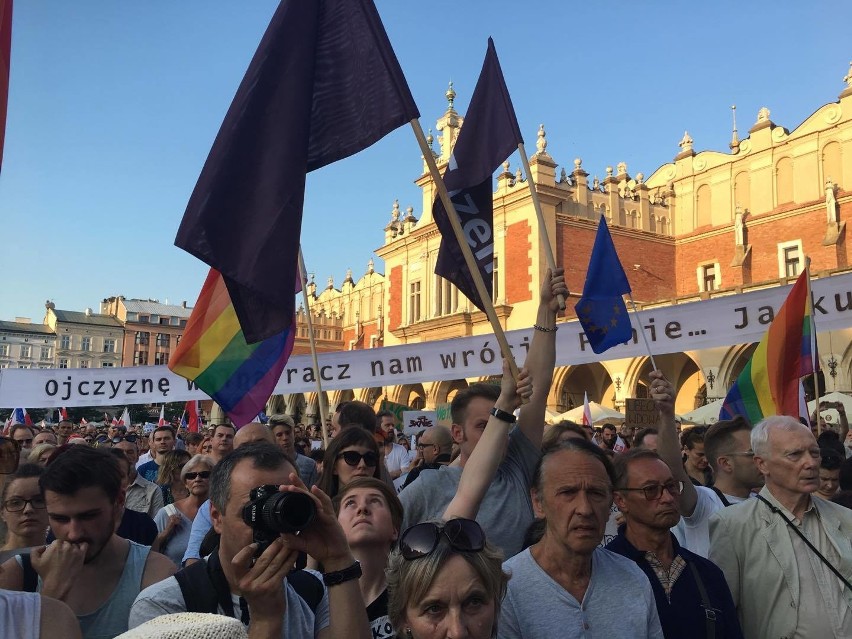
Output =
[{"x1": 2, "y1": 271, "x2": 852, "y2": 408}]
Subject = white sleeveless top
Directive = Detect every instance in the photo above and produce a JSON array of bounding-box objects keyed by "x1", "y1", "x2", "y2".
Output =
[{"x1": 0, "y1": 589, "x2": 41, "y2": 639}]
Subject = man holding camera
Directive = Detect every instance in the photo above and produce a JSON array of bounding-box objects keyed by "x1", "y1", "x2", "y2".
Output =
[{"x1": 130, "y1": 441, "x2": 371, "y2": 639}]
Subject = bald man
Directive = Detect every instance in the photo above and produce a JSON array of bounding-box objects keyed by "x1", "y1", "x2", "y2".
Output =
[
  {"x1": 401, "y1": 426, "x2": 454, "y2": 490},
  {"x1": 181, "y1": 422, "x2": 273, "y2": 565}
]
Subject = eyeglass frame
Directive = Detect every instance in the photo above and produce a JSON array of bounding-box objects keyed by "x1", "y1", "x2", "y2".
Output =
[
  {"x1": 184, "y1": 471, "x2": 211, "y2": 481},
  {"x1": 616, "y1": 480, "x2": 684, "y2": 501},
  {"x1": 111, "y1": 434, "x2": 139, "y2": 444},
  {"x1": 3, "y1": 496, "x2": 47, "y2": 512}
]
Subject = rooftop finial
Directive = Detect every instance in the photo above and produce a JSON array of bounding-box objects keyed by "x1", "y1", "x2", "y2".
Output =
[
  {"x1": 729, "y1": 105, "x2": 740, "y2": 152},
  {"x1": 845, "y1": 61, "x2": 852, "y2": 87},
  {"x1": 446, "y1": 81, "x2": 456, "y2": 111},
  {"x1": 426, "y1": 128, "x2": 434, "y2": 148},
  {"x1": 678, "y1": 131, "x2": 694, "y2": 153},
  {"x1": 367, "y1": 257, "x2": 375, "y2": 274},
  {"x1": 536, "y1": 124, "x2": 548, "y2": 155}
]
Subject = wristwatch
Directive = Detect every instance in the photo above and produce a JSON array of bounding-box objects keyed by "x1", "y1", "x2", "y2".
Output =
[
  {"x1": 490, "y1": 406, "x2": 517, "y2": 423},
  {"x1": 322, "y1": 560, "x2": 362, "y2": 587}
]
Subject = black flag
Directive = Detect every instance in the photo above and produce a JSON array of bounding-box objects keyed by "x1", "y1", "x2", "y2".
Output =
[{"x1": 433, "y1": 38, "x2": 522, "y2": 313}]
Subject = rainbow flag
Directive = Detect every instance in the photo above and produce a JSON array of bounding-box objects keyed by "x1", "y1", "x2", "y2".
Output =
[
  {"x1": 169, "y1": 268, "x2": 295, "y2": 427},
  {"x1": 719, "y1": 270, "x2": 817, "y2": 423}
]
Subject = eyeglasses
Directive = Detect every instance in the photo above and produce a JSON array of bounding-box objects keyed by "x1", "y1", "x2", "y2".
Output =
[
  {"x1": 112, "y1": 435, "x2": 138, "y2": 444},
  {"x1": 3, "y1": 496, "x2": 47, "y2": 512},
  {"x1": 399, "y1": 519, "x2": 486, "y2": 560},
  {"x1": 13, "y1": 438, "x2": 33, "y2": 446},
  {"x1": 725, "y1": 451, "x2": 755, "y2": 458},
  {"x1": 416, "y1": 442, "x2": 435, "y2": 450},
  {"x1": 337, "y1": 451, "x2": 379, "y2": 467},
  {"x1": 184, "y1": 471, "x2": 211, "y2": 480},
  {"x1": 618, "y1": 480, "x2": 684, "y2": 501}
]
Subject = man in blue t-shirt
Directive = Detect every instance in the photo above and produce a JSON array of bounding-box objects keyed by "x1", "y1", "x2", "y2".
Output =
[{"x1": 137, "y1": 426, "x2": 176, "y2": 483}]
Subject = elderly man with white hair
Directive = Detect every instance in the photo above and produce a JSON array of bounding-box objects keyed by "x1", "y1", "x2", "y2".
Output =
[{"x1": 709, "y1": 415, "x2": 852, "y2": 639}]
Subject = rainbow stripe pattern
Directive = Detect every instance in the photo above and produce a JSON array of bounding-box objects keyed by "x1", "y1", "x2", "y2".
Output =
[
  {"x1": 719, "y1": 270, "x2": 816, "y2": 424},
  {"x1": 169, "y1": 268, "x2": 295, "y2": 427}
]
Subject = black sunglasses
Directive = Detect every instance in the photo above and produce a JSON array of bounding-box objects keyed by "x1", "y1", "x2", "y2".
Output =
[
  {"x1": 111, "y1": 435, "x2": 138, "y2": 444},
  {"x1": 184, "y1": 470, "x2": 211, "y2": 480},
  {"x1": 337, "y1": 450, "x2": 379, "y2": 468},
  {"x1": 399, "y1": 519, "x2": 486, "y2": 560}
]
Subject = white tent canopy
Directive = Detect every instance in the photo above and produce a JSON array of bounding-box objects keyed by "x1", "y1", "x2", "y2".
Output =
[
  {"x1": 681, "y1": 398, "x2": 725, "y2": 425},
  {"x1": 554, "y1": 402, "x2": 625, "y2": 425}
]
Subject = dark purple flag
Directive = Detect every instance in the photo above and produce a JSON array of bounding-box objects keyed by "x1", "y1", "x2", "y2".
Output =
[
  {"x1": 175, "y1": 0, "x2": 419, "y2": 343},
  {"x1": 433, "y1": 38, "x2": 522, "y2": 313}
]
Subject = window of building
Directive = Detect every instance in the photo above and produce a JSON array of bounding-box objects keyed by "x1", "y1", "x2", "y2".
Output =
[
  {"x1": 777, "y1": 240, "x2": 802, "y2": 279},
  {"x1": 409, "y1": 281, "x2": 422, "y2": 324},
  {"x1": 135, "y1": 331, "x2": 149, "y2": 345},
  {"x1": 81, "y1": 336, "x2": 91, "y2": 351},
  {"x1": 697, "y1": 262, "x2": 720, "y2": 292},
  {"x1": 170, "y1": 316, "x2": 180, "y2": 326},
  {"x1": 103, "y1": 338, "x2": 115, "y2": 353},
  {"x1": 156, "y1": 333, "x2": 170, "y2": 348},
  {"x1": 0, "y1": 344, "x2": 8, "y2": 357},
  {"x1": 180, "y1": 320, "x2": 187, "y2": 328},
  {"x1": 102, "y1": 362, "x2": 114, "y2": 367},
  {"x1": 40, "y1": 347, "x2": 51, "y2": 360},
  {"x1": 20, "y1": 345, "x2": 31, "y2": 358},
  {"x1": 133, "y1": 351, "x2": 148, "y2": 365},
  {"x1": 126, "y1": 312, "x2": 138, "y2": 322},
  {"x1": 434, "y1": 275, "x2": 458, "y2": 317},
  {"x1": 150, "y1": 315, "x2": 160, "y2": 324},
  {"x1": 60, "y1": 335, "x2": 71, "y2": 349},
  {"x1": 154, "y1": 352, "x2": 170, "y2": 365},
  {"x1": 18, "y1": 364, "x2": 29, "y2": 369},
  {"x1": 59, "y1": 358, "x2": 68, "y2": 369},
  {"x1": 492, "y1": 256, "x2": 499, "y2": 303},
  {"x1": 80, "y1": 360, "x2": 89, "y2": 368},
  {"x1": 176, "y1": 335, "x2": 181, "y2": 346}
]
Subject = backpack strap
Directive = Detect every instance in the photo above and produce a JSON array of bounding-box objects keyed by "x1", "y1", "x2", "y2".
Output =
[
  {"x1": 287, "y1": 570, "x2": 324, "y2": 613},
  {"x1": 709, "y1": 486, "x2": 733, "y2": 508},
  {"x1": 20, "y1": 553, "x2": 38, "y2": 593},
  {"x1": 173, "y1": 559, "x2": 219, "y2": 614}
]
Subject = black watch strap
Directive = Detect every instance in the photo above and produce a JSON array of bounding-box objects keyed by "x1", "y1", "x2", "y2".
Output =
[
  {"x1": 322, "y1": 560, "x2": 362, "y2": 587},
  {"x1": 490, "y1": 406, "x2": 517, "y2": 423}
]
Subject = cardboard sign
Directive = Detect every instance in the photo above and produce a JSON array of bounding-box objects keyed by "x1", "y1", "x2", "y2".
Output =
[
  {"x1": 402, "y1": 410, "x2": 437, "y2": 434},
  {"x1": 624, "y1": 398, "x2": 658, "y2": 430}
]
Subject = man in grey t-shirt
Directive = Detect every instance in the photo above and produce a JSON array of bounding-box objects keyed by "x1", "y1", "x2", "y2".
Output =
[
  {"x1": 400, "y1": 268, "x2": 567, "y2": 559},
  {"x1": 499, "y1": 438, "x2": 663, "y2": 638}
]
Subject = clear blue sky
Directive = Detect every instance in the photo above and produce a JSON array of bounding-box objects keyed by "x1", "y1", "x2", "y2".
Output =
[{"x1": 1, "y1": 0, "x2": 847, "y2": 321}]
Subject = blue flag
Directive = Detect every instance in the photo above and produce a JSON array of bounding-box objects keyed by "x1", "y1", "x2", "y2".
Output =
[
  {"x1": 433, "y1": 38, "x2": 523, "y2": 313},
  {"x1": 175, "y1": 0, "x2": 419, "y2": 343},
  {"x1": 575, "y1": 216, "x2": 633, "y2": 354}
]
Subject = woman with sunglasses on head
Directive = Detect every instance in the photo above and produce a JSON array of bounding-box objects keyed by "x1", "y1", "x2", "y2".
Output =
[
  {"x1": 388, "y1": 360, "x2": 532, "y2": 639},
  {"x1": 318, "y1": 427, "x2": 383, "y2": 499},
  {"x1": 151, "y1": 454, "x2": 214, "y2": 566},
  {"x1": 0, "y1": 465, "x2": 49, "y2": 563}
]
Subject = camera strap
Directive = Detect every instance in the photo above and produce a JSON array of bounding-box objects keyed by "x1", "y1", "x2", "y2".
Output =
[
  {"x1": 206, "y1": 551, "x2": 251, "y2": 625},
  {"x1": 756, "y1": 494, "x2": 852, "y2": 591}
]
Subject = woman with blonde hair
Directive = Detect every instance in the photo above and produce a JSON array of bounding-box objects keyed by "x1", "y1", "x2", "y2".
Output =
[
  {"x1": 155, "y1": 450, "x2": 191, "y2": 505},
  {"x1": 152, "y1": 454, "x2": 214, "y2": 566}
]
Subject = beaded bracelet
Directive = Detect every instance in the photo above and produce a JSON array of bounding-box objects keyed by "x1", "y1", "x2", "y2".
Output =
[{"x1": 533, "y1": 324, "x2": 558, "y2": 333}]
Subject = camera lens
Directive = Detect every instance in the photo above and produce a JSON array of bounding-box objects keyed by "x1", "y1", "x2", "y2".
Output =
[{"x1": 258, "y1": 491, "x2": 316, "y2": 534}]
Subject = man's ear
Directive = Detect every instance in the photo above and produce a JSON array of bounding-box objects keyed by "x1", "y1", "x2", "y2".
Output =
[
  {"x1": 210, "y1": 502, "x2": 224, "y2": 534},
  {"x1": 753, "y1": 455, "x2": 769, "y2": 479},
  {"x1": 531, "y1": 487, "x2": 544, "y2": 519},
  {"x1": 612, "y1": 490, "x2": 628, "y2": 514},
  {"x1": 451, "y1": 424, "x2": 464, "y2": 446}
]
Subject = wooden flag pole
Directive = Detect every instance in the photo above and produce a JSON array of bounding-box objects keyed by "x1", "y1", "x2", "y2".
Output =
[
  {"x1": 804, "y1": 257, "x2": 821, "y2": 435},
  {"x1": 298, "y1": 247, "x2": 331, "y2": 447},
  {"x1": 517, "y1": 143, "x2": 566, "y2": 311},
  {"x1": 410, "y1": 119, "x2": 521, "y2": 381},
  {"x1": 627, "y1": 293, "x2": 658, "y2": 372}
]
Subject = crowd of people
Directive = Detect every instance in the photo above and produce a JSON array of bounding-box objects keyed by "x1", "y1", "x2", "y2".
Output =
[{"x1": 0, "y1": 267, "x2": 851, "y2": 638}]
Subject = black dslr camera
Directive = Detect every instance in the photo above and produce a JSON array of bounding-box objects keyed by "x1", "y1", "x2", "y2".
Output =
[{"x1": 241, "y1": 485, "x2": 316, "y2": 554}]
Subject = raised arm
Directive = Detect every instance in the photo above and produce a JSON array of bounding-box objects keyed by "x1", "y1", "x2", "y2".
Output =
[
  {"x1": 518, "y1": 267, "x2": 567, "y2": 449},
  {"x1": 443, "y1": 359, "x2": 531, "y2": 521},
  {"x1": 649, "y1": 370, "x2": 698, "y2": 516}
]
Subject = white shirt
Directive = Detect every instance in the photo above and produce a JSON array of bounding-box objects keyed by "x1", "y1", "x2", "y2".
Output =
[
  {"x1": 383, "y1": 443, "x2": 410, "y2": 475},
  {"x1": 673, "y1": 486, "x2": 747, "y2": 557}
]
